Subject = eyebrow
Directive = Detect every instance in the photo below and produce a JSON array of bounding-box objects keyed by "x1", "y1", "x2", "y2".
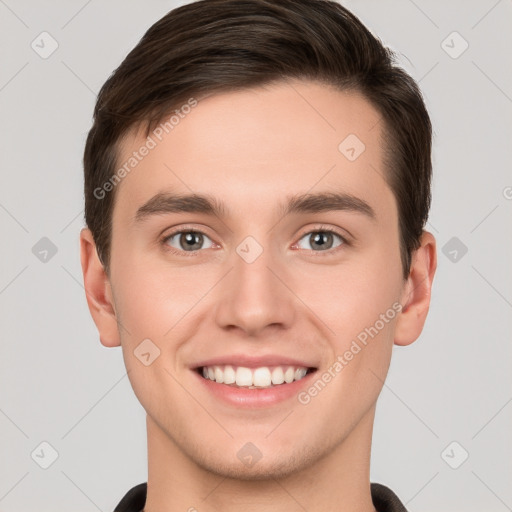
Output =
[{"x1": 133, "y1": 190, "x2": 376, "y2": 224}]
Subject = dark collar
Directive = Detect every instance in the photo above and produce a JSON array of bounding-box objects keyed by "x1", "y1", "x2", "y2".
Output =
[{"x1": 114, "y1": 481, "x2": 408, "y2": 512}]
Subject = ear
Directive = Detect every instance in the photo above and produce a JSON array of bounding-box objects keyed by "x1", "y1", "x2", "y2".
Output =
[
  {"x1": 394, "y1": 230, "x2": 437, "y2": 346},
  {"x1": 79, "y1": 228, "x2": 121, "y2": 347}
]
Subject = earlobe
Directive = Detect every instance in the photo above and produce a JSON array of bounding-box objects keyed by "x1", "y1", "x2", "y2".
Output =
[
  {"x1": 79, "y1": 228, "x2": 121, "y2": 347},
  {"x1": 394, "y1": 231, "x2": 437, "y2": 346}
]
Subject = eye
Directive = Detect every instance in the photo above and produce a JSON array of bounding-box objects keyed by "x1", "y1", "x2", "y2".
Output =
[
  {"x1": 294, "y1": 228, "x2": 347, "y2": 252},
  {"x1": 161, "y1": 225, "x2": 349, "y2": 256},
  {"x1": 162, "y1": 229, "x2": 215, "y2": 253}
]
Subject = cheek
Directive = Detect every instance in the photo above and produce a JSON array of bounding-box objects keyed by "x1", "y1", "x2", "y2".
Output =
[
  {"x1": 111, "y1": 260, "x2": 196, "y2": 412},
  {"x1": 111, "y1": 252, "x2": 212, "y2": 339},
  {"x1": 293, "y1": 261, "x2": 400, "y2": 426},
  {"x1": 293, "y1": 251, "x2": 402, "y2": 344}
]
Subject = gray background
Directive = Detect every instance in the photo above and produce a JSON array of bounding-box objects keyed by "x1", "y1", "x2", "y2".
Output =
[{"x1": 1, "y1": 0, "x2": 511, "y2": 510}]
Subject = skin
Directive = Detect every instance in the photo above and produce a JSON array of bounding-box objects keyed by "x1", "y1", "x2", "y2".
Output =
[{"x1": 80, "y1": 79, "x2": 436, "y2": 512}]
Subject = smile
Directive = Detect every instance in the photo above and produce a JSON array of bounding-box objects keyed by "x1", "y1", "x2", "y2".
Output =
[
  {"x1": 198, "y1": 364, "x2": 315, "y2": 388},
  {"x1": 193, "y1": 363, "x2": 318, "y2": 408}
]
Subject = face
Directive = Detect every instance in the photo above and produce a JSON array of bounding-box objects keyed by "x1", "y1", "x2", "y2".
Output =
[{"x1": 89, "y1": 79, "x2": 419, "y2": 479}]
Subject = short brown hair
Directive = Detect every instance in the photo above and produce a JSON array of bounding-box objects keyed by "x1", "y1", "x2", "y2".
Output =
[{"x1": 83, "y1": 0, "x2": 432, "y2": 279}]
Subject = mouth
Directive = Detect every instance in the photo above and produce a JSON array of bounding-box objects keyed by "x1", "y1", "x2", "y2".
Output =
[
  {"x1": 195, "y1": 364, "x2": 317, "y2": 389},
  {"x1": 190, "y1": 355, "x2": 319, "y2": 407}
]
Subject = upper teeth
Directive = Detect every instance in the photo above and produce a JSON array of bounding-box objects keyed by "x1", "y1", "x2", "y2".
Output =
[{"x1": 201, "y1": 365, "x2": 309, "y2": 387}]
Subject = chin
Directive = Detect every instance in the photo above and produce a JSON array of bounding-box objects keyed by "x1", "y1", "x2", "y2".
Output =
[{"x1": 191, "y1": 443, "x2": 320, "y2": 481}]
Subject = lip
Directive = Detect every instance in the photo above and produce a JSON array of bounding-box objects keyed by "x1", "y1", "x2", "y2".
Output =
[
  {"x1": 191, "y1": 354, "x2": 318, "y2": 370},
  {"x1": 192, "y1": 367, "x2": 318, "y2": 408}
]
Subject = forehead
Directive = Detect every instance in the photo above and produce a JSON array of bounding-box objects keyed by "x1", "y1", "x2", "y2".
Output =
[{"x1": 113, "y1": 79, "x2": 394, "y2": 226}]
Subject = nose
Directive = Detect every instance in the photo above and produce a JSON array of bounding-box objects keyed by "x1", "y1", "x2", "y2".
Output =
[{"x1": 214, "y1": 240, "x2": 296, "y2": 337}]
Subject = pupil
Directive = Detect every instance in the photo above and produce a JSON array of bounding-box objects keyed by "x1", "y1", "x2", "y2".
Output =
[
  {"x1": 181, "y1": 232, "x2": 202, "y2": 251},
  {"x1": 311, "y1": 232, "x2": 332, "y2": 250}
]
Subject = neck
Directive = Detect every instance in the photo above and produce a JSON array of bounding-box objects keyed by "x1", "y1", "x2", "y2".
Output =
[{"x1": 143, "y1": 406, "x2": 378, "y2": 512}]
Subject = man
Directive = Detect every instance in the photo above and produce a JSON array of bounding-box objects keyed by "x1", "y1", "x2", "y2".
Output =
[{"x1": 80, "y1": 0, "x2": 436, "y2": 510}]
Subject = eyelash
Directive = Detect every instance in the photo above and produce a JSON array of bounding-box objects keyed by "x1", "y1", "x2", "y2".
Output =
[{"x1": 160, "y1": 224, "x2": 350, "y2": 257}]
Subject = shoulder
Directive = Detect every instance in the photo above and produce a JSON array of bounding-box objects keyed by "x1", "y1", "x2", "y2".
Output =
[
  {"x1": 113, "y1": 482, "x2": 147, "y2": 512},
  {"x1": 371, "y1": 482, "x2": 408, "y2": 512}
]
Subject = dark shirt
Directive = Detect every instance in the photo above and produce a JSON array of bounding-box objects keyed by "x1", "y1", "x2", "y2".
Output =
[{"x1": 114, "y1": 481, "x2": 408, "y2": 511}]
